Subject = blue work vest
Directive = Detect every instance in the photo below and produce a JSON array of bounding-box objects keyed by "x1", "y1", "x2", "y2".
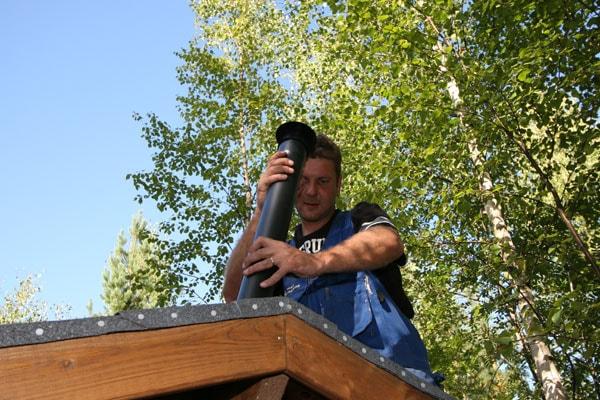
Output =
[{"x1": 284, "y1": 211, "x2": 433, "y2": 382}]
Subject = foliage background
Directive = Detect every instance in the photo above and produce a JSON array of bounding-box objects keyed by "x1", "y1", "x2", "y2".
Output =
[
  {"x1": 128, "y1": 1, "x2": 598, "y2": 398},
  {"x1": 1, "y1": 275, "x2": 71, "y2": 324}
]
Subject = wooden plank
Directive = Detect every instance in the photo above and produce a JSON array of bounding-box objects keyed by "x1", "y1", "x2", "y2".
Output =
[
  {"x1": 283, "y1": 316, "x2": 433, "y2": 400},
  {"x1": 155, "y1": 374, "x2": 290, "y2": 400},
  {"x1": 234, "y1": 374, "x2": 290, "y2": 400},
  {"x1": 0, "y1": 317, "x2": 287, "y2": 400}
]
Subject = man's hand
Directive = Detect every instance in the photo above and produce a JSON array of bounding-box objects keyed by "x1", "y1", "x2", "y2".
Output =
[
  {"x1": 242, "y1": 237, "x2": 324, "y2": 288},
  {"x1": 256, "y1": 151, "x2": 295, "y2": 212},
  {"x1": 223, "y1": 151, "x2": 294, "y2": 302}
]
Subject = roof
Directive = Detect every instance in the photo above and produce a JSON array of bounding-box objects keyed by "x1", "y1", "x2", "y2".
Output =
[{"x1": 0, "y1": 297, "x2": 453, "y2": 399}]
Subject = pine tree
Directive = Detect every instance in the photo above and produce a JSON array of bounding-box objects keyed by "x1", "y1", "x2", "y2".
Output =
[{"x1": 101, "y1": 213, "x2": 171, "y2": 314}]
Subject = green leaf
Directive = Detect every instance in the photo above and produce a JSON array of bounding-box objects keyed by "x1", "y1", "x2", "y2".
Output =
[
  {"x1": 550, "y1": 309, "x2": 562, "y2": 325},
  {"x1": 495, "y1": 334, "x2": 513, "y2": 345},
  {"x1": 517, "y1": 68, "x2": 531, "y2": 83}
]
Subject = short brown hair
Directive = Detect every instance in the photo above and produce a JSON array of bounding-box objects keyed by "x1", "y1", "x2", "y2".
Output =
[{"x1": 310, "y1": 134, "x2": 342, "y2": 180}]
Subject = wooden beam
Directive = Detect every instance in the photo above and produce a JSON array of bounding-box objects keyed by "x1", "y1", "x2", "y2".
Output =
[
  {"x1": 158, "y1": 374, "x2": 291, "y2": 400},
  {"x1": 0, "y1": 314, "x2": 436, "y2": 400},
  {"x1": 284, "y1": 316, "x2": 432, "y2": 400},
  {"x1": 0, "y1": 317, "x2": 287, "y2": 400},
  {"x1": 235, "y1": 374, "x2": 290, "y2": 400}
]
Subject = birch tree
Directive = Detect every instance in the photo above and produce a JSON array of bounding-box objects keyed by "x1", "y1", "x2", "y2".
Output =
[
  {"x1": 129, "y1": 0, "x2": 311, "y2": 302},
  {"x1": 1, "y1": 275, "x2": 70, "y2": 324}
]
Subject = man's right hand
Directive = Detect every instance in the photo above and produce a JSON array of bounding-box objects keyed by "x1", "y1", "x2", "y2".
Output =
[{"x1": 256, "y1": 151, "x2": 295, "y2": 212}]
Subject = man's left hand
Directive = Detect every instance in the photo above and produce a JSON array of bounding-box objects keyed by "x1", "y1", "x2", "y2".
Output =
[{"x1": 242, "y1": 237, "x2": 324, "y2": 288}]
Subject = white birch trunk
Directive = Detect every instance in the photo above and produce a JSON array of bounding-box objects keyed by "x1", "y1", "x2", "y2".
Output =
[
  {"x1": 443, "y1": 72, "x2": 566, "y2": 398},
  {"x1": 467, "y1": 137, "x2": 565, "y2": 400},
  {"x1": 236, "y1": 54, "x2": 253, "y2": 222},
  {"x1": 238, "y1": 123, "x2": 252, "y2": 212}
]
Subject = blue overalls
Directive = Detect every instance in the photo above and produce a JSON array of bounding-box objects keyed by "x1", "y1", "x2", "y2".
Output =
[{"x1": 283, "y1": 211, "x2": 434, "y2": 383}]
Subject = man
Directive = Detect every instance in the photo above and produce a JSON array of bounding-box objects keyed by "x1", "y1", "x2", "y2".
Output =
[{"x1": 223, "y1": 132, "x2": 433, "y2": 383}]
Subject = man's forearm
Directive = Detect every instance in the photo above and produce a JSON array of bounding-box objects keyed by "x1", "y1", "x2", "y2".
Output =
[
  {"x1": 315, "y1": 225, "x2": 404, "y2": 275},
  {"x1": 222, "y1": 212, "x2": 261, "y2": 302},
  {"x1": 239, "y1": 225, "x2": 405, "y2": 289}
]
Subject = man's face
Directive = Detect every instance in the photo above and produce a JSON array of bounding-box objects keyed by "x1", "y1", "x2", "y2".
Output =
[{"x1": 295, "y1": 157, "x2": 341, "y2": 228}]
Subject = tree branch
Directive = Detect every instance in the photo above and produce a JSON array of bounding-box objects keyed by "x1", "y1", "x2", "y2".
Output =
[{"x1": 488, "y1": 104, "x2": 600, "y2": 278}]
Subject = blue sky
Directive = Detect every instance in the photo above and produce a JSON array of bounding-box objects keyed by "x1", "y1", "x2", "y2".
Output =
[{"x1": 1, "y1": 2, "x2": 195, "y2": 318}]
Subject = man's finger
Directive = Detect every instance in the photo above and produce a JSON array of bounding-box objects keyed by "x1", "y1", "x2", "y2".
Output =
[
  {"x1": 262, "y1": 173, "x2": 289, "y2": 186},
  {"x1": 244, "y1": 248, "x2": 267, "y2": 268},
  {"x1": 266, "y1": 164, "x2": 294, "y2": 176},
  {"x1": 269, "y1": 150, "x2": 294, "y2": 163},
  {"x1": 269, "y1": 150, "x2": 287, "y2": 161},
  {"x1": 259, "y1": 267, "x2": 286, "y2": 288},
  {"x1": 242, "y1": 256, "x2": 272, "y2": 276},
  {"x1": 248, "y1": 236, "x2": 267, "y2": 253},
  {"x1": 249, "y1": 236, "x2": 280, "y2": 252},
  {"x1": 267, "y1": 153, "x2": 294, "y2": 168}
]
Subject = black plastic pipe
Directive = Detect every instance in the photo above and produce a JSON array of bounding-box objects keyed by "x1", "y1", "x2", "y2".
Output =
[{"x1": 237, "y1": 121, "x2": 316, "y2": 300}]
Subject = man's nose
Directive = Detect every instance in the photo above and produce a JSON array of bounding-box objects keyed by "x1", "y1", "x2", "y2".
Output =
[{"x1": 305, "y1": 180, "x2": 317, "y2": 196}]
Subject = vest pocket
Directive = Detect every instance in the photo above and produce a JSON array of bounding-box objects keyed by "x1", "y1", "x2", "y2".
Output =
[{"x1": 319, "y1": 278, "x2": 373, "y2": 337}]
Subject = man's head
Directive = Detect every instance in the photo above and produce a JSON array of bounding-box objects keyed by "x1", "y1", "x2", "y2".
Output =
[
  {"x1": 310, "y1": 134, "x2": 342, "y2": 182},
  {"x1": 295, "y1": 134, "x2": 342, "y2": 233}
]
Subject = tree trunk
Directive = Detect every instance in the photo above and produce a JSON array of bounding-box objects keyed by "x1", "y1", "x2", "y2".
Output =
[
  {"x1": 236, "y1": 52, "x2": 253, "y2": 223},
  {"x1": 238, "y1": 122, "x2": 252, "y2": 213},
  {"x1": 467, "y1": 135, "x2": 566, "y2": 400},
  {"x1": 508, "y1": 309, "x2": 545, "y2": 398}
]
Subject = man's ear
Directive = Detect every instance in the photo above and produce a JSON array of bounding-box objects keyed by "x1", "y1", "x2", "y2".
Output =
[{"x1": 336, "y1": 175, "x2": 342, "y2": 195}]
